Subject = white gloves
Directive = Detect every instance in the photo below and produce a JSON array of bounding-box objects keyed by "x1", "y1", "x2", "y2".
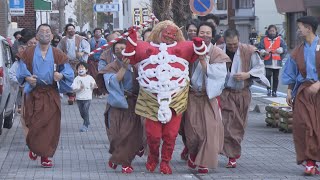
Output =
[{"x1": 276, "y1": 47, "x2": 283, "y2": 54}]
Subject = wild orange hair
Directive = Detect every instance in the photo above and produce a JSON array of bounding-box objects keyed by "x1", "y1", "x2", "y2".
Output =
[{"x1": 146, "y1": 20, "x2": 185, "y2": 44}]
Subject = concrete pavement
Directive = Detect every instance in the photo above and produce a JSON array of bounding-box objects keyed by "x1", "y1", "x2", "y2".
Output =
[{"x1": 0, "y1": 96, "x2": 319, "y2": 180}]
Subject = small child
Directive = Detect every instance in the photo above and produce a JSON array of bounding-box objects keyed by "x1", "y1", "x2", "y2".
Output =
[{"x1": 71, "y1": 62, "x2": 97, "y2": 132}]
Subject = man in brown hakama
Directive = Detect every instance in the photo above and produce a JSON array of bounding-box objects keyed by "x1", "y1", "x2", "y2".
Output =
[
  {"x1": 184, "y1": 21, "x2": 230, "y2": 174},
  {"x1": 16, "y1": 24, "x2": 74, "y2": 168},
  {"x1": 98, "y1": 40, "x2": 143, "y2": 174},
  {"x1": 282, "y1": 16, "x2": 320, "y2": 176},
  {"x1": 219, "y1": 29, "x2": 270, "y2": 168}
]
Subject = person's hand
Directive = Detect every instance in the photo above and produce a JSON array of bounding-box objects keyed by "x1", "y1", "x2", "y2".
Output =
[
  {"x1": 90, "y1": 82, "x2": 97, "y2": 89},
  {"x1": 25, "y1": 75, "x2": 37, "y2": 87},
  {"x1": 307, "y1": 81, "x2": 320, "y2": 94},
  {"x1": 76, "y1": 51, "x2": 84, "y2": 59},
  {"x1": 286, "y1": 89, "x2": 293, "y2": 107},
  {"x1": 259, "y1": 49, "x2": 269, "y2": 57},
  {"x1": 276, "y1": 47, "x2": 283, "y2": 54},
  {"x1": 233, "y1": 72, "x2": 250, "y2": 81},
  {"x1": 264, "y1": 51, "x2": 270, "y2": 56},
  {"x1": 192, "y1": 37, "x2": 203, "y2": 47},
  {"x1": 54, "y1": 72, "x2": 63, "y2": 82},
  {"x1": 198, "y1": 55, "x2": 206, "y2": 61},
  {"x1": 80, "y1": 83, "x2": 84, "y2": 90},
  {"x1": 122, "y1": 58, "x2": 130, "y2": 69}
]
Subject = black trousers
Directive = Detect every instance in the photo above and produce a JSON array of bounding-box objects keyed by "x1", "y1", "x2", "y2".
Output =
[{"x1": 266, "y1": 68, "x2": 280, "y2": 92}]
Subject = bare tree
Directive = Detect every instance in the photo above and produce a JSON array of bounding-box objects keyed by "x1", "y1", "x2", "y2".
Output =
[
  {"x1": 151, "y1": 0, "x2": 193, "y2": 30},
  {"x1": 172, "y1": 0, "x2": 192, "y2": 28},
  {"x1": 152, "y1": 0, "x2": 173, "y2": 21},
  {"x1": 74, "y1": 0, "x2": 98, "y2": 30},
  {"x1": 74, "y1": 0, "x2": 93, "y2": 28},
  {"x1": 58, "y1": 0, "x2": 66, "y2": 33}
]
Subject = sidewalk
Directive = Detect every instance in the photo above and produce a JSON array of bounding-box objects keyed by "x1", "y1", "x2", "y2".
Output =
[{"x1": 0, "y1": 97, "x2": 318, "y2": 180}]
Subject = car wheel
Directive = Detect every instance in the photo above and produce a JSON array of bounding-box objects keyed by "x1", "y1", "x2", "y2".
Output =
[
  {"x1": 0, "y1": 109, "x2": 5, "y2": 135},
  {"x1": 4, "y1": 103, "x2": 15, "y2": 129}
]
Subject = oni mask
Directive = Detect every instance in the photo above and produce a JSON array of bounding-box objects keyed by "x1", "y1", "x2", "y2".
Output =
[{"x1": 160, "y1": 25, "x2": 178, "y2": 45}]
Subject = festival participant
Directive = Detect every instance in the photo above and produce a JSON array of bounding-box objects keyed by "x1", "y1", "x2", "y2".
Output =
[
  {"x1": 282, "y1": 16, "x2": 320, "y2": 176},
  {"x1": 88, "y1": 28, "x2": 107, "y2": 97},
  {"x1": 122, "y1": 20, "x2": 207, "y2": 174},
  {"x1": 184, "y1": 21, "x2": 230, "y2": 173},
  {"x1": 100, "y1": 39, "x2": 144, "y2": 173},
  {"x1": 57, "y1": 23, "x2": 90, "y2": 105},
  {"x1": 179, "y1": 18, "x2": 201, "y2": 161},
  {"x1": 16, "y1": 24, "x2": 74, "y2": 168},
  {"x1": 219, "y1": 29, "x2": 269, "y2": 168}
]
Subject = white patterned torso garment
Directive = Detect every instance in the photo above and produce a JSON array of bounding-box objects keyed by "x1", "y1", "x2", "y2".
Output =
[{"x1": 137, "y1": 42, "x2": 189, "y2": 123}]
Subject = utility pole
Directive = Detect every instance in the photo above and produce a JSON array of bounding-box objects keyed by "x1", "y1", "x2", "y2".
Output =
[
  {"x1": 227, "y1": 0, "x2": 235, "y2": 29},
  {"x1": 92, "y1": 0, "x2": 97, "y2": 28},
  {"x1": 79, "y1": 1, "x2": 82, "y2": 27},
  {"x1": 0, "y1": 0, "x2": 8, "y2": 37},
  {"x1": 59, "y1": 0, "x2": 66, "y2": 33}
]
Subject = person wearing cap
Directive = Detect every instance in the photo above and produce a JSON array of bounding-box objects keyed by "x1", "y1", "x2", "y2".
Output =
[
  {"x1": 12, "y1": 31, "x2": 23, "y2": 56},
  {"x1": 282, "y1": 16, "x2": 320, "y2": 176},
  {"x1": 57, "y1": 24, "x2": 90, "y2": 105}
]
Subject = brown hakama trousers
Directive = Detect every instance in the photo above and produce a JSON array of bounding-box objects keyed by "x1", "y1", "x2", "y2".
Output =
[
  {"x1": 293, "y1": 82, "x2": 320, "y2": 164},
  {"x1": 184, "y1": 92, "x2": 224, "y2": 168},
  {"x1": 23, "y1": 86, "x2": 61, "y2": 157},
  {"x1": 104, "y1": 97, "x2": 143, "y2": 166},
  {"x1": 220, "y1": 88, "x2": 251, "y2": 158}
]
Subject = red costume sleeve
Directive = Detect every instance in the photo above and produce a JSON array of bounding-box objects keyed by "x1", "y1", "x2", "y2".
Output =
[
  {"x1": 190, "y1": 37, "x2": 207, "y2": 63},
  {"x1": 122, "y1": 28, "x2": 138, "y2": 64}
]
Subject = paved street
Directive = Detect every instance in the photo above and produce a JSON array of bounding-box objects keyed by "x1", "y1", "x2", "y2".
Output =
[{"x1": 0, "y1": 94, "x2": 319, "y2": 180}]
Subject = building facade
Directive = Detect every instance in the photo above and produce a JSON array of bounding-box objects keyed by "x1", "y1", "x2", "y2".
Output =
[
  {"x1": 255, "y1": 0, "x2": 285, "y2": 36},
  {"x1": 11, "y1": 0, "x2": 36, "y2": 32},
  {"x1": 275, "y1": 0, "x2": 320, "y2": 49},
  {"x1": 208, "y1": 0, "x2": 256, "y2": 43}
]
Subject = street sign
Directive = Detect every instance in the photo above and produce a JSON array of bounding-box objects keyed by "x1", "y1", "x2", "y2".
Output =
[
  {"x1": 189, "y1": 0, "x2": 214, "y2": 16},
  {"x1": 9, "y1": 0, "x2": 25, "y2": 16},
  {"x1": 94, "y1": 3, "x2": 119, "y2": 12},
  {"x1": 34, "y1": 0, "x2": 52, "y2": 11}
]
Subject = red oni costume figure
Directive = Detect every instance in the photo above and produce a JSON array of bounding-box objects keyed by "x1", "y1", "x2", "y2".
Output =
[{"x1": 122, "y1": 20, "x2": 207, "y2": 174}]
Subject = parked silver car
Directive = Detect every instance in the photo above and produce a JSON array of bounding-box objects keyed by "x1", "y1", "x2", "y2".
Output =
[{"x1": 0, "y1": 35, "x2": 18, "y2": 135}]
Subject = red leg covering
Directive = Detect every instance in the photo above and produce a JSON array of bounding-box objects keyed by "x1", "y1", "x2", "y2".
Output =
[
  {"x1": 160, "y1": 137, "x2": 175, "y2": 174},
  {"x1": 160, "y1": 161, "x2": 172, "y2": 174},
  {"x1": 145, "y1": 119, "x2": 161, "y2": 172},
  {"x1": 160, "y1": 113, "x2": 182, "y2": 174}
]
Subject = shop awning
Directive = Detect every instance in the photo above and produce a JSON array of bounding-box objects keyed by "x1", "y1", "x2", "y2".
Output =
[{"x1": 274, "y1": 0, "x2": 306, "y2": 13}]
